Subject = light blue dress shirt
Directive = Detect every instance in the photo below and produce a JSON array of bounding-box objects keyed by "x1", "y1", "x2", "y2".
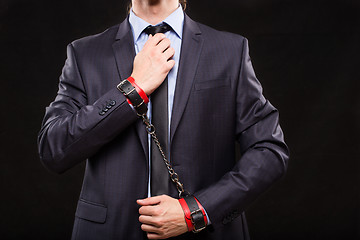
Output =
[{"x1": 129, "y1": 6, "x2": 184, "y2": 197}]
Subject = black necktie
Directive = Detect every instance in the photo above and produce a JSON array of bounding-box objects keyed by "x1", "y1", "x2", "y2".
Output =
[
  {"x1": 144, "y1": 23, "x2": 172, "y2": 36},
  {"x1": 144, "y1": 24, "x2": 172, "y2": 196}
]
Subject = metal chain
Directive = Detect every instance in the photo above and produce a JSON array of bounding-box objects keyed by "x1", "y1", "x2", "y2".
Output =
[{"x1": 138, "y1": 113, "x2": 189, "y2": 198}]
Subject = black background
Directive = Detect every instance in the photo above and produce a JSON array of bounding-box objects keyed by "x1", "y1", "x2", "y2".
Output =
[{"x1": 1, "y1": 0, "x2": 359, "y2": 239}]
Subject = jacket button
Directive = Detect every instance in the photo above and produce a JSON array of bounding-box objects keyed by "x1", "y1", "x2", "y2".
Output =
[
  {"x1": 106, "y1": 104, "x2": 112, "y2": 109},
  {"x1": 99, "y1": 111, "x2": 105, "y2": 116},
  {"x1": 103, "y1": 108, "x2": 108, "y2": 112},
  {"x1": 110, "y1": 100, "x2": 116, "y2": 106}
]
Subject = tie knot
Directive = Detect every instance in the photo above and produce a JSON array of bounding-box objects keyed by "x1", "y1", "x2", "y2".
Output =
[{"x1": 144, "y1": 23, "x2": 172, "y2": 36}]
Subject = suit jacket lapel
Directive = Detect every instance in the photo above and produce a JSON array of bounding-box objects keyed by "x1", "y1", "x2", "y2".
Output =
[
  {"x1": 170, "y1": 14, "x2": 203, "y2": 143},
  {"x1": 112, "y1": 18, "x2": 149, "y2": 161}
]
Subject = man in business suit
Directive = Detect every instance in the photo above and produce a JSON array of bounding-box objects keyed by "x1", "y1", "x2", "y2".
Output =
[{"x1": 38, "y1": 0, "x2": 289, "y2": 239}]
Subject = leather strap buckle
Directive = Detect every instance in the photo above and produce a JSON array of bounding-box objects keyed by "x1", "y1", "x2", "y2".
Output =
[
  {"x1": 190, "y1": 209, "x2": 206, "y2": 233},
  {"x1": 117, "y1": 79, "x2": 147, "y2": 115}
]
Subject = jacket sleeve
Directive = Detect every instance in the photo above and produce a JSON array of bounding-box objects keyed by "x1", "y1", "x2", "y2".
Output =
[
  {"x1": 38, "y1": 43, "x2": 138, "y2": 174},
  {"x1": 193, "y1": 38, "x2": 290, "y2": 227}
]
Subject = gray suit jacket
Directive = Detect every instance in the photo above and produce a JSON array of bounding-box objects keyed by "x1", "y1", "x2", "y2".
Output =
[{"x1": 38, "y1": 14, "x2": 289, "y2": 240}]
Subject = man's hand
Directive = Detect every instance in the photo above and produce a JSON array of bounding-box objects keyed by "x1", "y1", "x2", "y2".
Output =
[
  {"x1": 131, "y1": 33, "x2": 175, "y2": 95},
  {"x1": 137, "y1": 195, "x2": 188, "y2": 239}
]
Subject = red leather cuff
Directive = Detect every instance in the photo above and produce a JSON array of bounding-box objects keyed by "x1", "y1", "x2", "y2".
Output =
[
  {"x1": 127, "y1": 76, "x2": 149, "y2": 104},
  {"x1": 194, "y1": 197, "x2": 208, "y2": 225},
  {"x1": 178, "y1": 198, "x2": 194, "y2": 231}
]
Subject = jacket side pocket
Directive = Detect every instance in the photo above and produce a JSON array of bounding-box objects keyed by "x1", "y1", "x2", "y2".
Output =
[{"x1": 75, "y1": 199, "x2": 107, "y2": 223}]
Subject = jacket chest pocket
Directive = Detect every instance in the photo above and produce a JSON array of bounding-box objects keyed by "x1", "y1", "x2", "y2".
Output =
[{"x1": 194, "y1": 78, "x2": 230, "y2": 91}]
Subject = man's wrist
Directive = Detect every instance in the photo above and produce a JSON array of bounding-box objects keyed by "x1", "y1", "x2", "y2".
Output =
[
  {"x1": 178, "y1": 196, "x2": 207, "y2": 233},
  {"x1": 194, "y1": 197, "x2": 208, "y2": 226},
  {"x1": 127, "y1": 76, "x2": 149, "y2": 104},
  {"x1": 117, "y1": 77, "x2": 148, "y2": 115},
  {"x1": 179, "y1": 198, "x2": 193, "y2": 231}
]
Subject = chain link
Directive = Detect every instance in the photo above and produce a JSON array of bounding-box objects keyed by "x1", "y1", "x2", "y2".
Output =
[{"x1": 139, "y1": 113, "x2": 188, "y2": 198}]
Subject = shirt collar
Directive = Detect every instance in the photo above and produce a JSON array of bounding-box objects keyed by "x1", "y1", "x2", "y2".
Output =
[{"x1": 129, "y1": 5, "x2": 184, "y2": 42}]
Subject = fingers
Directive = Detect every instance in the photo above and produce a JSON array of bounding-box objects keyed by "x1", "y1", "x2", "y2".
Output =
[
  {"x1": 167, "y1": 58, "x2": 176, "y2": 66},
  {"x1": 139, "y1": 215, "x2": 161, "y2": 227},
  {"x1": 142, "y1": 33, "x2": 174, "y2": 74},
  {"x1": 156, "y1": 37, "x2": 171, "y2": 52},
  {"x1": 147, "y1": 232, "x2": 163, "y2": 240},
  {"x1": 141, "y1": 224, "x2": 164, "y2": 239},
  {"x1": 163, "y1": 47, "x2": 175, "y2": 61},
  {"x1": 144, "y1": 33, "x2": 166, "y2": 47},
  {"x1": 137, "y1": 195, "x2": 164, "y2": 206},
  {"x1": 141, "y1": 224, "x2": 168, "y2": 240},
  {"x1": 141, "y1": 225, "x2": 165, "y2": 239},
  {"x1": 139, "y1": 205, "x2": 157, "y2": 216},
  {"x1": 144, "y1": 34, "x2": 173, "y2": 57},
  {"x1": 141, "y1": 223, "x2": 159, "y2": 233}
]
